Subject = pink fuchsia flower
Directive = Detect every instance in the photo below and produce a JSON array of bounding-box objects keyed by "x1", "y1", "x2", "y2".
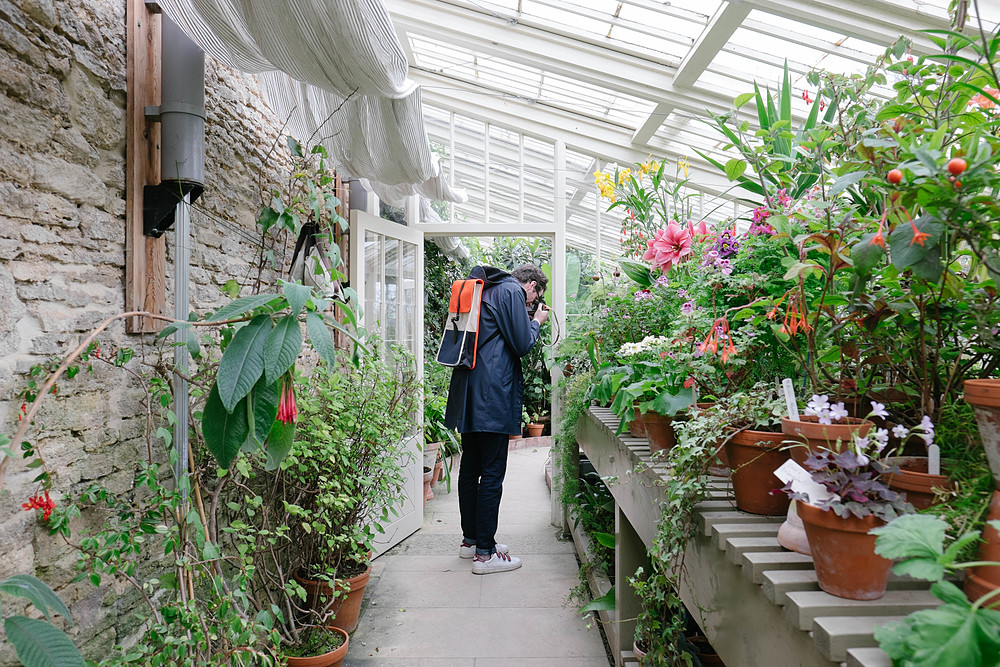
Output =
[
  {"x1": 641, "y1": 222, "x2": 693, "y2": 273},
  {"x1": 277, "y1": 374, "x2": 298, "y2": 424}
]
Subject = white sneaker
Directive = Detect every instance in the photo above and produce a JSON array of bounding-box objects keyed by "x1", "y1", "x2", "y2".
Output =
[
  {"x1": 471, "y1": 550, "x2": 522, "y2": 575},
  {"x1": 460, "y1": 542, "x2": 509, "y2": 559}
]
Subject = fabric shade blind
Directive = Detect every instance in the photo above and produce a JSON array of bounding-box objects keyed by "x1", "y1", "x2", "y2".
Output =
[{"x1": 158, "y1": 0, "x2": 464, "y2": 203}]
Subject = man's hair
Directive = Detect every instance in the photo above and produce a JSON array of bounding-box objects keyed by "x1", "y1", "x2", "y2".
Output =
[{"x1": 511, "y1": 264, "x2": 548, "y2": 294}]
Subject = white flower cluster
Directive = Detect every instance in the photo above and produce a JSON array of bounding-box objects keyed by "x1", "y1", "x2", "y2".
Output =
[
  {"x1": 617, "y1": 335, "x2": 671, "y2": 357},
  {"x1": 804, "y1": 395, "x2": 937, "y2": 459},
  {"x1": 804, "y1": 394, "x2": 849, "y2": 424}
]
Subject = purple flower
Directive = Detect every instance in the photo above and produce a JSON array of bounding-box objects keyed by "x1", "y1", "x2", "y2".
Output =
[
  {"x1": 680, "y1": 301, "x2": 695, "y2": 316},
  {"x1": 868, "y1": 401, "x2": 888, "y2": 419}
]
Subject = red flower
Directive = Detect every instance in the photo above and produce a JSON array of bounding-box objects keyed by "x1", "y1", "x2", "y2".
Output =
[
  {"x1": 277, "y1": 374, "x2": 297, "y2": 424},
  {"x1": 22, "y1": 491, "x2": 56, "y2": 521},
  {"x1": 683, "y1": 376, "x2": 695, "y2": 389}
]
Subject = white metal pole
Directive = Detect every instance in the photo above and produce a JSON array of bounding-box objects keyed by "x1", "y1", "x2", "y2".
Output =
[{"x1": 173, "y1": 194, "x2": 190, "y2": 502}]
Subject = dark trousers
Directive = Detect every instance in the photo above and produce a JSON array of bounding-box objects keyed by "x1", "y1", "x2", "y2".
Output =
[{"x1": 458, "y1": 431, "x2": 509, "y2": 556}]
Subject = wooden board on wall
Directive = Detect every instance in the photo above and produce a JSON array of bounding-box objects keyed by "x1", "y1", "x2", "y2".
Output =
[{"x1": 125, "y1": 0, "x2": 165, "y2": 333}]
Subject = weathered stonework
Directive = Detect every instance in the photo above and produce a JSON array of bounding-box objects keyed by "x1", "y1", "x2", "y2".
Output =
[{"x1": 0, "y1": 0, "x2": 295, "y2": 661}]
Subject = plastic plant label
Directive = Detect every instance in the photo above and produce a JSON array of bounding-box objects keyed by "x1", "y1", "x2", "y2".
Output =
[
  {"x1": 928, "y1": 444, "x2": 941, "y2": 476},
  {"x1": 773, "y1": 459, "x2": 837, "y2": 504},
  {"x1": 782, "y1": 378, "x2": 799, "y2": 421}
]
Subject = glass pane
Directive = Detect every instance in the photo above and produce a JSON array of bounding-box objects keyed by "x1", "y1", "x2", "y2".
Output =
[
  {"x1": 385, "y1": 237, "x2": 399, "y2": 343},
  {"x1": 401, "y1": 242, "x2": 417, "y2": 357},
  {"x1": 365, "y1": 231, "x2": 382, "y2": 332}
]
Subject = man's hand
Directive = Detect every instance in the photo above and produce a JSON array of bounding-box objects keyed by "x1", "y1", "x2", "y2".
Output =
[{"x1": 533, "y1": 305, "x2": 550, "y2": 325}]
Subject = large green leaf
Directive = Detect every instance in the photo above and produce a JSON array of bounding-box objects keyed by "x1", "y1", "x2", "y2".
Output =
[
  {"x1": 263, "y1": 315, "x2": 302, "y2": 386},
  {"x1": 0, "y1": 575, "x2": 72, "y2": 622},
  {"x1": 251, "y1": 379, "x2": 280, "y2": 449},
  {"x1": 617, "y1": 259, "x2": 654, "y2": 288},
  {"x1": 306, "y1": 312, "x2": 337, "y2": 366},
  {"x1": 216, "y1": 315, "x2": 271, "y2": 412},
  {"x1": 725, "y1": 158, "x2": 748, "y2": 181},
  {"x1": 889, "y1": 215, "x2": 944, "y2": 281},
  {"x1": 828, "y1": 171, "x2": 866, "y2": 197},
  {"x1": 650, "y1": 390, "x2": 694, "y2": 416},
  {"x1": 852, "y1": 234, "x2": 887, "y2": 277},
  {"x1": 282, "y1": 281, "x2": 312, "y2": 316},
  {"x1": 206, "y1": 293, "x2": 281, "y2": 324},
  {"x1": 265, "y1": 419, "x2": 296, "y2": 471},
  {"x1": 580, "y1": 587, "x2": 615, "y2": 613},
  {"x1": 202, "y1": 383, "x2": 249, "y2": 469},
  {"x1": 5, "y1": 616, "x2": 85, "y2": 667}
]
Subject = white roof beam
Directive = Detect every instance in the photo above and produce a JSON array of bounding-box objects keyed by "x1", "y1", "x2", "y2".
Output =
[
  {"x1": 389, "y1": 0, "x2": 734, "y2": 117},
  {"x1": 631, "y1": 102, "x2": 673, "y2": 146},
  {"x1": 673, "y1": 1, "x2": 753, "y2": 88},
  {"x1": 415, "y1": 72, "x2": 744, "y2": 199},
  {"x1": 744, "y1": 0, "x2": 958, "y2": 55}
]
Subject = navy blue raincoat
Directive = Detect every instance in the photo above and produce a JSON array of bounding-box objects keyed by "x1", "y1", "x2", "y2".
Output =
[{"x1": 444, "y1": 266, "x2": 541, "y2": 435}]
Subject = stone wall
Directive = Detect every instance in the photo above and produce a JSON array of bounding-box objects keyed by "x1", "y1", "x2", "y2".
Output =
[{"x1": 0, "y1": 0, "x2": 294, "y2": 660}]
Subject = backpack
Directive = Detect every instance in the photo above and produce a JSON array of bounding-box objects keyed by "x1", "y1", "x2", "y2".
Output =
[{"x1": 436, "y1": 266, "x2": 509, "y2": 369}]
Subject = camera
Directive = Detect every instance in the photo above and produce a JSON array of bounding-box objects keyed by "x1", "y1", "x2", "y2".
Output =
[{"x1": 527, "y1": 294, "x2": 546, "y2": 318}]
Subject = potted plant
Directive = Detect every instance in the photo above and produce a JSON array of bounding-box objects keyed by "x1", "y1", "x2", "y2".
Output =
[
  {"x1": 779, "y1": 405, "x2": 923, "y2": 599},
  {"x1": 715, "y1": 382, "x2": 792, "y2": 516},
  {"x1": 525, "y1": 410, "x2": 545, "y2": 438},
  {"x1": 269, "y1": 342, "x2": 419, "y2": 637},
  {"x1": 283, "y1": 626, "x2": 350, "y2": 667}
]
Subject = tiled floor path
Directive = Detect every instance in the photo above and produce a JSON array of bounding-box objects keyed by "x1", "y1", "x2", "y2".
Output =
[{"x1": 345, "y1": 444, "x2": 611, "y2": 666}]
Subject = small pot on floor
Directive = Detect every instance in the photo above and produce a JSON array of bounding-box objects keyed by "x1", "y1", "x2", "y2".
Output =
[{"x1": 285, "y1": 626, "x2": 349, "y2": 667}]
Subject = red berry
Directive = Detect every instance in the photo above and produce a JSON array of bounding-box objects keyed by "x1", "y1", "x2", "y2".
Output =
[
  {"x1": 887, "y1": 169, "x2": 903, "y2": 184},
  {"x1": 947, "y1": 158, "x2": 967, "y2": 175},
  {"x1": 954, "y1": 181, "x2": 962, "y2": 188}
]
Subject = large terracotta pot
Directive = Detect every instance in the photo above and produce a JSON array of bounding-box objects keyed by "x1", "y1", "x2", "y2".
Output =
[
  {"x1": 724, "y1": 427, "x2": 791, "y2": 516},
  {"x1": 423, "y1": 467, "x2": 434, "y2": 504},
  {"x1": 629, "y1": 403, "x2": 647, "y2": 438},
  {"x1": 884, "y1": 456, "x2": 954, "y2": 510},
  {"x1": 965, "y1": 491, "x2": 1000, "y2": 607},
  {"x1": 294, "y1": 566, "x2": 372, "y2": 634},
  {"x1": 797, "y1": 501, "x2": 890, "y2": 600},
  {"x1": 525, "y1": 422, "x2": 544, "y2": 437},
  {"x1": 965, "y1": 379, "x2": 1000, "y2": 489},
  {"x1": 286, "y1": 627, "x2": 350, "y2": 667},
  {"x1": 430, "y1": 459, "x2": 444, "y2": 488},
  {"x1": 641, "y1": 411, "x2": 677, "y2": 454},
  {"x1": 781, "y1": 415, "x2": 873, "y2": 464},
  {"x1": 423, "y1": 441, "x2": 441, "y2": 470}
]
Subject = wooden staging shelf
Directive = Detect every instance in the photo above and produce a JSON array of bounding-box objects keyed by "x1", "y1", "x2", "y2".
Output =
[{"x1": 577, "y1": 407, "x2": 936, "y2": 667}]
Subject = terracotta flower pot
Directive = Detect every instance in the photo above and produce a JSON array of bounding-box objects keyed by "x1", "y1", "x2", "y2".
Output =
[
  {"x1": 641, "y1": 411, "x2": 677, "y2": 454},
  {"x1": 525, "y1": 422, "x2": 544, "y2": 437},
  {"x1": 294, "y1": 566, "x2": 372, "y2": 634},
  {"x1": 797, "y1": 501, "x2": 890, "y2": 600},
  {"x1": 423, "y1": 441, "x2": 442, "y2": 471},
  {"x1": 633, "y1": 640, "x2": 647, "y2": 663},
  {"x1": 965, "y1": 491, "x2": 1000, "y2": 607},
  {"x1": 423, "y1": 467, "x2": 434, "y2": 503},
  {"x1": 964, "y1": 379, "x2": 1000, "y2": 490},
  {"x1": 629, "y1": 403, "x2": 647, "y2": 438},
  {"x1": 430, "y1": 459, "x2": 444, "y2": 488},
  {"x1": 884, "y1": 456, "x2": 954, "y2": 510},
  {"x1": 286, "y1": 627, "x2": 350, "y2": 667},
  {"x1": 724, "y1": 427, "x2": 791, "y2": 516},
  {"x1": 781, "y1": 415, "x2": 873, "y2": 464}
]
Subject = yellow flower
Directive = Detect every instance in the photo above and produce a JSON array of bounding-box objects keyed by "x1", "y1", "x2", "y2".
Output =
[
  {"x1": 617, "y1": 168, "x2": 632, "y2": 185},
  {"x1": 677, "y1": 157, "x2": 690, "y2": 179}
]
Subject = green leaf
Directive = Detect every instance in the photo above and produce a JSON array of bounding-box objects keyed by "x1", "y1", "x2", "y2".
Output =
[
  {"x1": 852, "y1": 234, "x2": 887, "y2": 277},
  {"x1": 263, "y1": 316, "x2": 302, "y2": 386},
  {"x1": 206, "y1": 293, "x2": 281, "y2": 324},
  {"x1": 828, "y1": 171, "x2": 866, "y2": 197},
  {"x1": 650, "y1": 390, "x2": 694, "y2": 416},
  {"x1": 256, "y1": 206, "x2": 280, "y2": 233},
  {"x1": 306, "y1": 312, "x2": 336, "y2": 366},
  {"x1": 251, "y1": 378, "x2": 280, "y2": 449},
  {"x1": 287, "y1": 136, "x2": 303, "y2": 157},
  {"x1": 592, "y1": 532, "x2": 616, "y2": 549},
  {"x1": 216, "y1": 315, "x2": 271, "y2": 412},
  {"x1": 783, "y1": 261, "x2": 820, "y2": 281},
  {"x1": 265, "y1": 420, "x2": 296, "y2": 471},
  {"x1": 724, "y1": 158, "x2": 748, "y2": 181},
  {"x1": 873, "y1": 514, "x2": 946, "y2": 581},
  {"x1": 734, "y1": 92, "x2": 755, "y2": 108},
  {"x1": 5, "y1": 616, "x2": 85, "y2": 667},
  {"x1": 186, "y1": 336, "x2": 200, "y2": 359},
  {"x1": 0, "y1": 575, "x2": 73, "y2": 623},
  {"x1": 282, "y1": 281, "x2": 312, "y2": 316},
  {"x1": 617, "y1": 259, "x2": 655, "y2": 288},
  {"x1": 579, "y1": 587, "x2": 615, "y2": 613},
  {"x1": 889, "y1": 215, "x2": 944, "y2": 281},
  {"x1": 202, "y1": 383, "x2": 249, "y2": 469}
]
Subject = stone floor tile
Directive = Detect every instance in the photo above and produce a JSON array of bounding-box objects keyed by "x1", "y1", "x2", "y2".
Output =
[
  {"x1": 480, "y1": 570, "x2": 582, "y2": 608},
  {"x1": 370, "y1": 568, "x2": 482, "y2": 608}
]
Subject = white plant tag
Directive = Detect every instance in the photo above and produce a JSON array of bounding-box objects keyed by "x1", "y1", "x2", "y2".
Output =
[
  {"x1": 782, "y1": 378, "x2": 799, "y2": 421},
  {"x1": 928, "y1": 443, "x2": 941, "y2": 476},
  {"x1": 773, "y1": 459, "x2": 837, "y2": 504}
]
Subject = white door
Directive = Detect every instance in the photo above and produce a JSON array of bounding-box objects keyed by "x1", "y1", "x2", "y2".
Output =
[{"x1": 350, "y1": 209, "x2": 424, "y2": 556}]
